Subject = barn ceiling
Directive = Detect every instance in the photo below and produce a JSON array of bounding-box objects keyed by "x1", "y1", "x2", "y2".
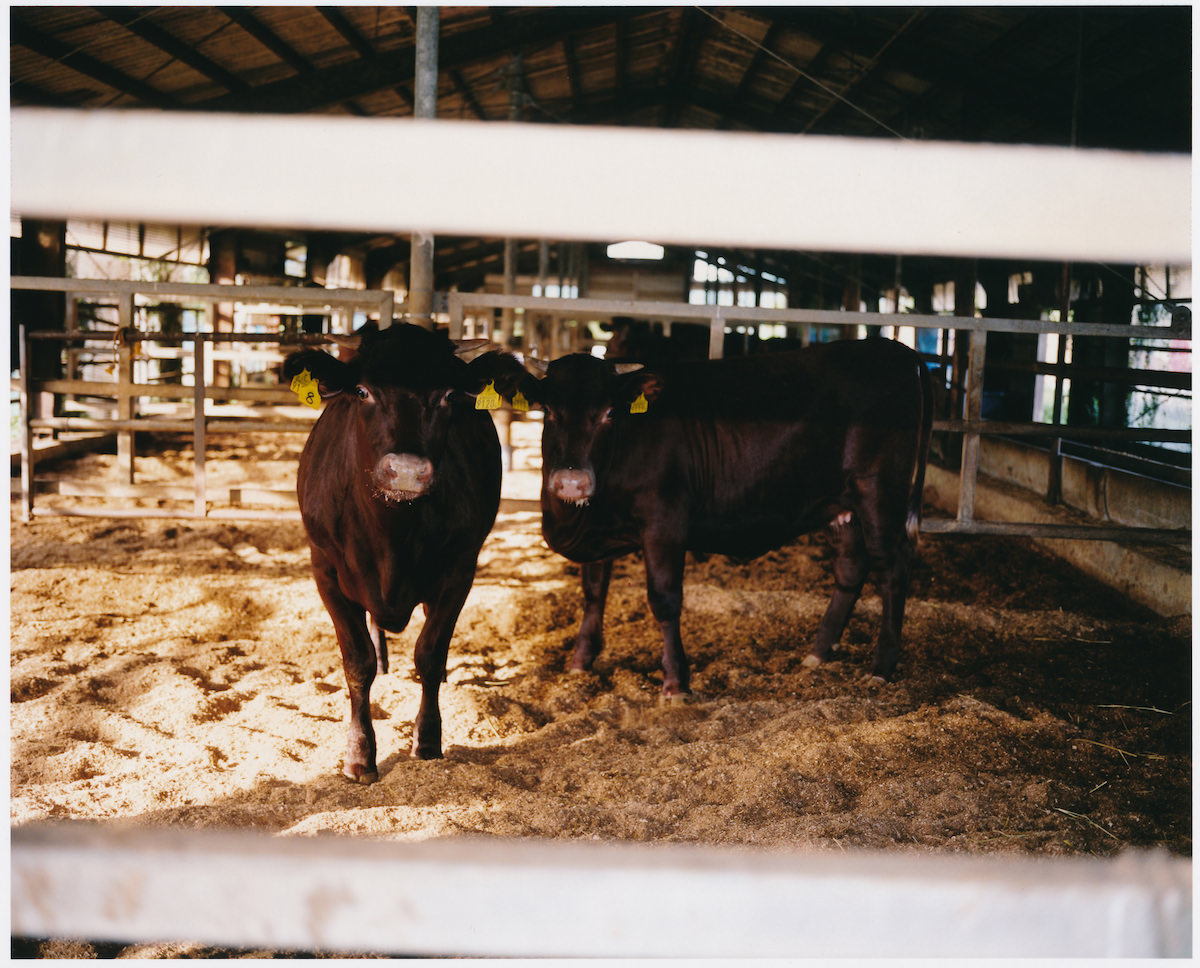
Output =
[{"x1": 9, "y1": 5, "x2": 1193, "y2": 294}]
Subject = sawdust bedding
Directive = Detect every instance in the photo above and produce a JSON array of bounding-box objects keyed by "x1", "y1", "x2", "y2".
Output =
[{"x1": 10, "y1": 425, "x2": 1191, "y2": 957}]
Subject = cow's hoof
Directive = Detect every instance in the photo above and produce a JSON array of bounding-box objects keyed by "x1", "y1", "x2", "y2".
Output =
[
  {"x1": 801, "y1": 653, "x2": 824, "y2": 670},
  {"x1": 660, "y1": 690, "x2": 693, "y2": 705},
  {"x1": 411, "y1": 744, "x2": 444, "y2": 761},
  {"x1": 342, "y1": 765, "x2": 379, "y2": 785},
  {"x1": 860, "y1": 673, "x2": 888, "y2": 686}
]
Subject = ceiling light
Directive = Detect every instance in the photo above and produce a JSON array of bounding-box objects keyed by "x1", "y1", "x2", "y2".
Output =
[{"x1": 607, "y1": 241, "x2": 665, "y2": 261}]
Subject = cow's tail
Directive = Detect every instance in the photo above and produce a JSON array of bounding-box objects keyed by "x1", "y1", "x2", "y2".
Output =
[{"x1": 907, "y1": 357, "x2": 935, "y2": 550}]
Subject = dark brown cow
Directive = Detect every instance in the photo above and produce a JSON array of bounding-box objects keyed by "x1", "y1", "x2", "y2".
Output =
[
  {"x1": 283, "y1": 323, "x2": 522, "y2": 783},
  {"x1": 519, "y1": 337, "x2": 933, "y2": 695}
]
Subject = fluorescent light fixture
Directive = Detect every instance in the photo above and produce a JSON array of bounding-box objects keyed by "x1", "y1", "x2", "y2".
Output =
[{"x1": 607, "y1": 240, "x2": 665, "y2": 261}]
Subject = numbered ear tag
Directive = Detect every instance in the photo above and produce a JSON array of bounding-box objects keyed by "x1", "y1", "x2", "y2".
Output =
[
  {"x1": 290, "y1": 368, "x2": 322, "y2": 410},
  {"x1": 511, "y1": 389, "x2": 530, "y2": 412},
  {"x1": 630, "y1": 392, "x2": 649, "y2": 414},
  {"x1": 476, "y1": 380, "x2": 502, "y2": 410}
]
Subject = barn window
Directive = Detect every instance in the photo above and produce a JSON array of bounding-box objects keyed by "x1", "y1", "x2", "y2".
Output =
[
  {"x1": 689, "y1": 250, "x2": 787, "y2": 310},
  {"x1": 1008, "y1": 271, "x2": 1033, "y2": 304},
  {"x1": 606, "y1": 241, "x2": 664, "y2": 261}
]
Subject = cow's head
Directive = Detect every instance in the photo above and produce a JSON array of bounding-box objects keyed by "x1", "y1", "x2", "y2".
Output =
[
  {"x1": 520, "y1": 353, "x2": 663, "y2": 506},
  {"x1": 284, "y1": 323, "x2": 523, "y2": 503}
]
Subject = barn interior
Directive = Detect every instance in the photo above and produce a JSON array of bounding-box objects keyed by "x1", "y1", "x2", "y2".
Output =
[
  {"x1": 10, "y1": 3, "x2": 1192, "y2": 590},
  {"x1": 9, "y1": 6, "x2": 1193, "y2": 957}
]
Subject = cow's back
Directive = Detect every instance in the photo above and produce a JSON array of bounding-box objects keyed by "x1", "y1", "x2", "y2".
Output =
[{"x1": 599, "y1": 338, "x2": 927, "y2": 558}]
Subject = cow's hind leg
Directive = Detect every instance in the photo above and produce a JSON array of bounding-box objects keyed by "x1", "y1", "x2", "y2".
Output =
[
  {"x1": 865, "y1": 522, "x2": 916, "y2": 682},
  {"x1": 855, "y1": 480, "x2": 917, "y2": 681},
  {"x1": 570, "y1": 559, "x2": 613, "y2": 673},
  {"x1": 803, "y1": 513, "x2": 868, "y2": 670},
  {"x1": 411, "y1": 575, "x2": 474, "y2": 759},
  {"x1": 643, "y1": 536, "x2": 690, "y2": 698}
]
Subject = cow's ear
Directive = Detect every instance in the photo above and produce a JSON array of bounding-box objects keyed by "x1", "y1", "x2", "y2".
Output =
[
  {"x1": 282, "y1": 349, "x2": 353, "y2": 396},
  {"x1": 464, "y1": 351, "x2": 528, "y2": 399},
  {"x1": 626, "y1": 369, "x2": 665, "y2": 405}
]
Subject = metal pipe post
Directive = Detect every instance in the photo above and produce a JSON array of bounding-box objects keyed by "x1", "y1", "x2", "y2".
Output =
[
  {"x1": 957, "y1": 328, "x2": 988, "y2": 524},
  {"x1": 19, "y1": 325, "x2": 34, "y2": 521},
  {"x1": 407, "y1": 6, "x2": 439, "y2": 328},
  {"x1": 193, "y1": 332, "x2": 207, "y2": 517}
]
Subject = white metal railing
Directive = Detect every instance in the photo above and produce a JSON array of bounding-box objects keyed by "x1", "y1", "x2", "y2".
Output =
[
  {"x1": 10, "y1": 109, "x2": 1191, "y2": 264},
  {"x1": 11, "y1": 822, "x2": 1192, "y2": 957},
  {"x1": 14, "y1": 282, "x2": 1191, "y2": 541},
  {"x1": 13, "y1": 277, "x2": 393, "y2": 520}
]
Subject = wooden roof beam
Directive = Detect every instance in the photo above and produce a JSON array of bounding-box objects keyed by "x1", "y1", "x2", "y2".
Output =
[
  {"x1": 730, "y1": 21, "x2": 780, "y2": 102},
  {"x1": 449, "y1": 69, "x2": 487, "y2": 121},
  {"x1": 562, "y1": 34, "x2": 584, "y2": 116},
  {"x1": 663, "y1": 8, "x2": 710, "y2": 128},
  {"x1": 316, "y1": 6, "x2": 376, "y2": 60},
  {"x1": 219, "y1": 7, "x2": 312, "y2": 77},
  {"x1": 101, "y1": 7, "x2": 249, "y2": 96},
  {"x1": 614, "y1": 17, "x2": 629, "y2": 98},
  {"x1": 198, "y1": 8, "x2": 628, "y2": 115},
  {"x1": 10, "y1": 17, "x2": 177, "y2": 109},
  {"x1": 801, "y1": 9, "x2": 926, "y2": 134}
]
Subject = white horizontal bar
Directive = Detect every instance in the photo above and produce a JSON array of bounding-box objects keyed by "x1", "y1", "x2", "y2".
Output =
[
  {"x1": 449, "y1": 292, "x2": 1191, "y2": 339},
  {"x1": 11, "y1": 109, "x2": 1191, "y2": 263},
  {"x1": 11, "y1": 823, "x2": 1191, "y2": 957},
  {"x1": 11, "y1": 274, "x2": 393, "y2": 310}
]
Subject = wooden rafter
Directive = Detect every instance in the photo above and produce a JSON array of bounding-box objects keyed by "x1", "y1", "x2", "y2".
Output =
[
  {"x1": 10, "y1": 17, "x2": 177, "y2": 108},
  {"x1": 101, "y1": 7, "x2": 249, "y2": 95},
  {"x1": 218, "y1": 7, "x2": 312, "y2": 76},
  {"x1": 562, "y1": 33, "x2": 583, "y2": 116},
  {"x1": 196, "y1": 8, "x2": 625, "y2": 115},
  {"x1": 316, "y1": 6, "x2": 376, "y2": 60},
  {"x1": 448, "y1": 69, "x2": 487, "y2": 121}
]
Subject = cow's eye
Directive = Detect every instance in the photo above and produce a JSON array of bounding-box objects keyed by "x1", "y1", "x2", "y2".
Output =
[
  {"x1": 355, "y1": 385, "x2": 373, "y2": 403},
  {"x1": 600, "y1": 407, "x2": 615, "y2": 423},
  {"x1": 439, "y1": 389, "x2": 455, "y2": 407}
]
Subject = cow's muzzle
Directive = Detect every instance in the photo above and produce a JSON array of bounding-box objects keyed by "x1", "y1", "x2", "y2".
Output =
[
  {"x1": 548, "y1": 467, "x2": 595, "y2": 506},
  {"x1": 374, "y1": 453, "x2": 434, "y2": 502}
]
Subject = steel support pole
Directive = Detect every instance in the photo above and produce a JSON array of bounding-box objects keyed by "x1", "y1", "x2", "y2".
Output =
[
  {"x1": 407, "y1": 6, "x2": 438, "y2": 329},
  {"x1": 193, "y1": 332, "x2": 207, "y2": 518},
  {"x1": 116, "y1": 294, "x2": 136, "y2": 485},
  {"x1": 19, "y1": 324, "x2": 34, "y2": 522},
  {"x1": 957, "y1": 328, "x2": 988, "y2": 524}
]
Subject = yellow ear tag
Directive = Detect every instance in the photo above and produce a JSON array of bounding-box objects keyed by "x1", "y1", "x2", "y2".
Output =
[
  {"x1": 511, "y1": 389, "x2": 530, "y2": 412},
  {"x1": 476, "y1": 380, "x2": 502, "y2": 410},
  {"x1": 290, "y1": 368, "x2": 321, "y2": 410},
  {"x1": 630, "y1": 392, "x2": 649, "y2": 414}
]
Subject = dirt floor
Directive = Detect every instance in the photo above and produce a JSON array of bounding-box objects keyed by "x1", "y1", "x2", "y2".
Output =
[{"x1": 10, "y1": 421, "x2": 1192, "y2": 958}]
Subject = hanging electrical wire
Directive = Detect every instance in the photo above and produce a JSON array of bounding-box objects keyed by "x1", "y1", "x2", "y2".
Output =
[{"x1": 693, "y1": 6, "x2": 910, "y2": 141}]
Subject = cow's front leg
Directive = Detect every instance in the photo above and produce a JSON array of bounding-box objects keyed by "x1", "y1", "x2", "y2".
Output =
[
  {"x1": 411, "y1": 576, "x2": 473, "y2": 759},
  {"x1": 570, "y1": 559, "x2": 613, "y2": 673},
  {"x1": 643, "y1": 537, "x2": 689, "y2": 698},
  {"x1": 311, "y1": 557, "x2": 380, "y2": 783}
]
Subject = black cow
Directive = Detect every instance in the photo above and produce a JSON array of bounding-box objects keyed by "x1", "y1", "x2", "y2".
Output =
[
  {"x1": 283, "y1": 323, "x2": 521, "y2": 783},
  {"x1": 520, "y1": 337, "x2": 933, "y2": 695},
  {"x1": 603, "y1": 316, "x2": 807, "y2": 363}
]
